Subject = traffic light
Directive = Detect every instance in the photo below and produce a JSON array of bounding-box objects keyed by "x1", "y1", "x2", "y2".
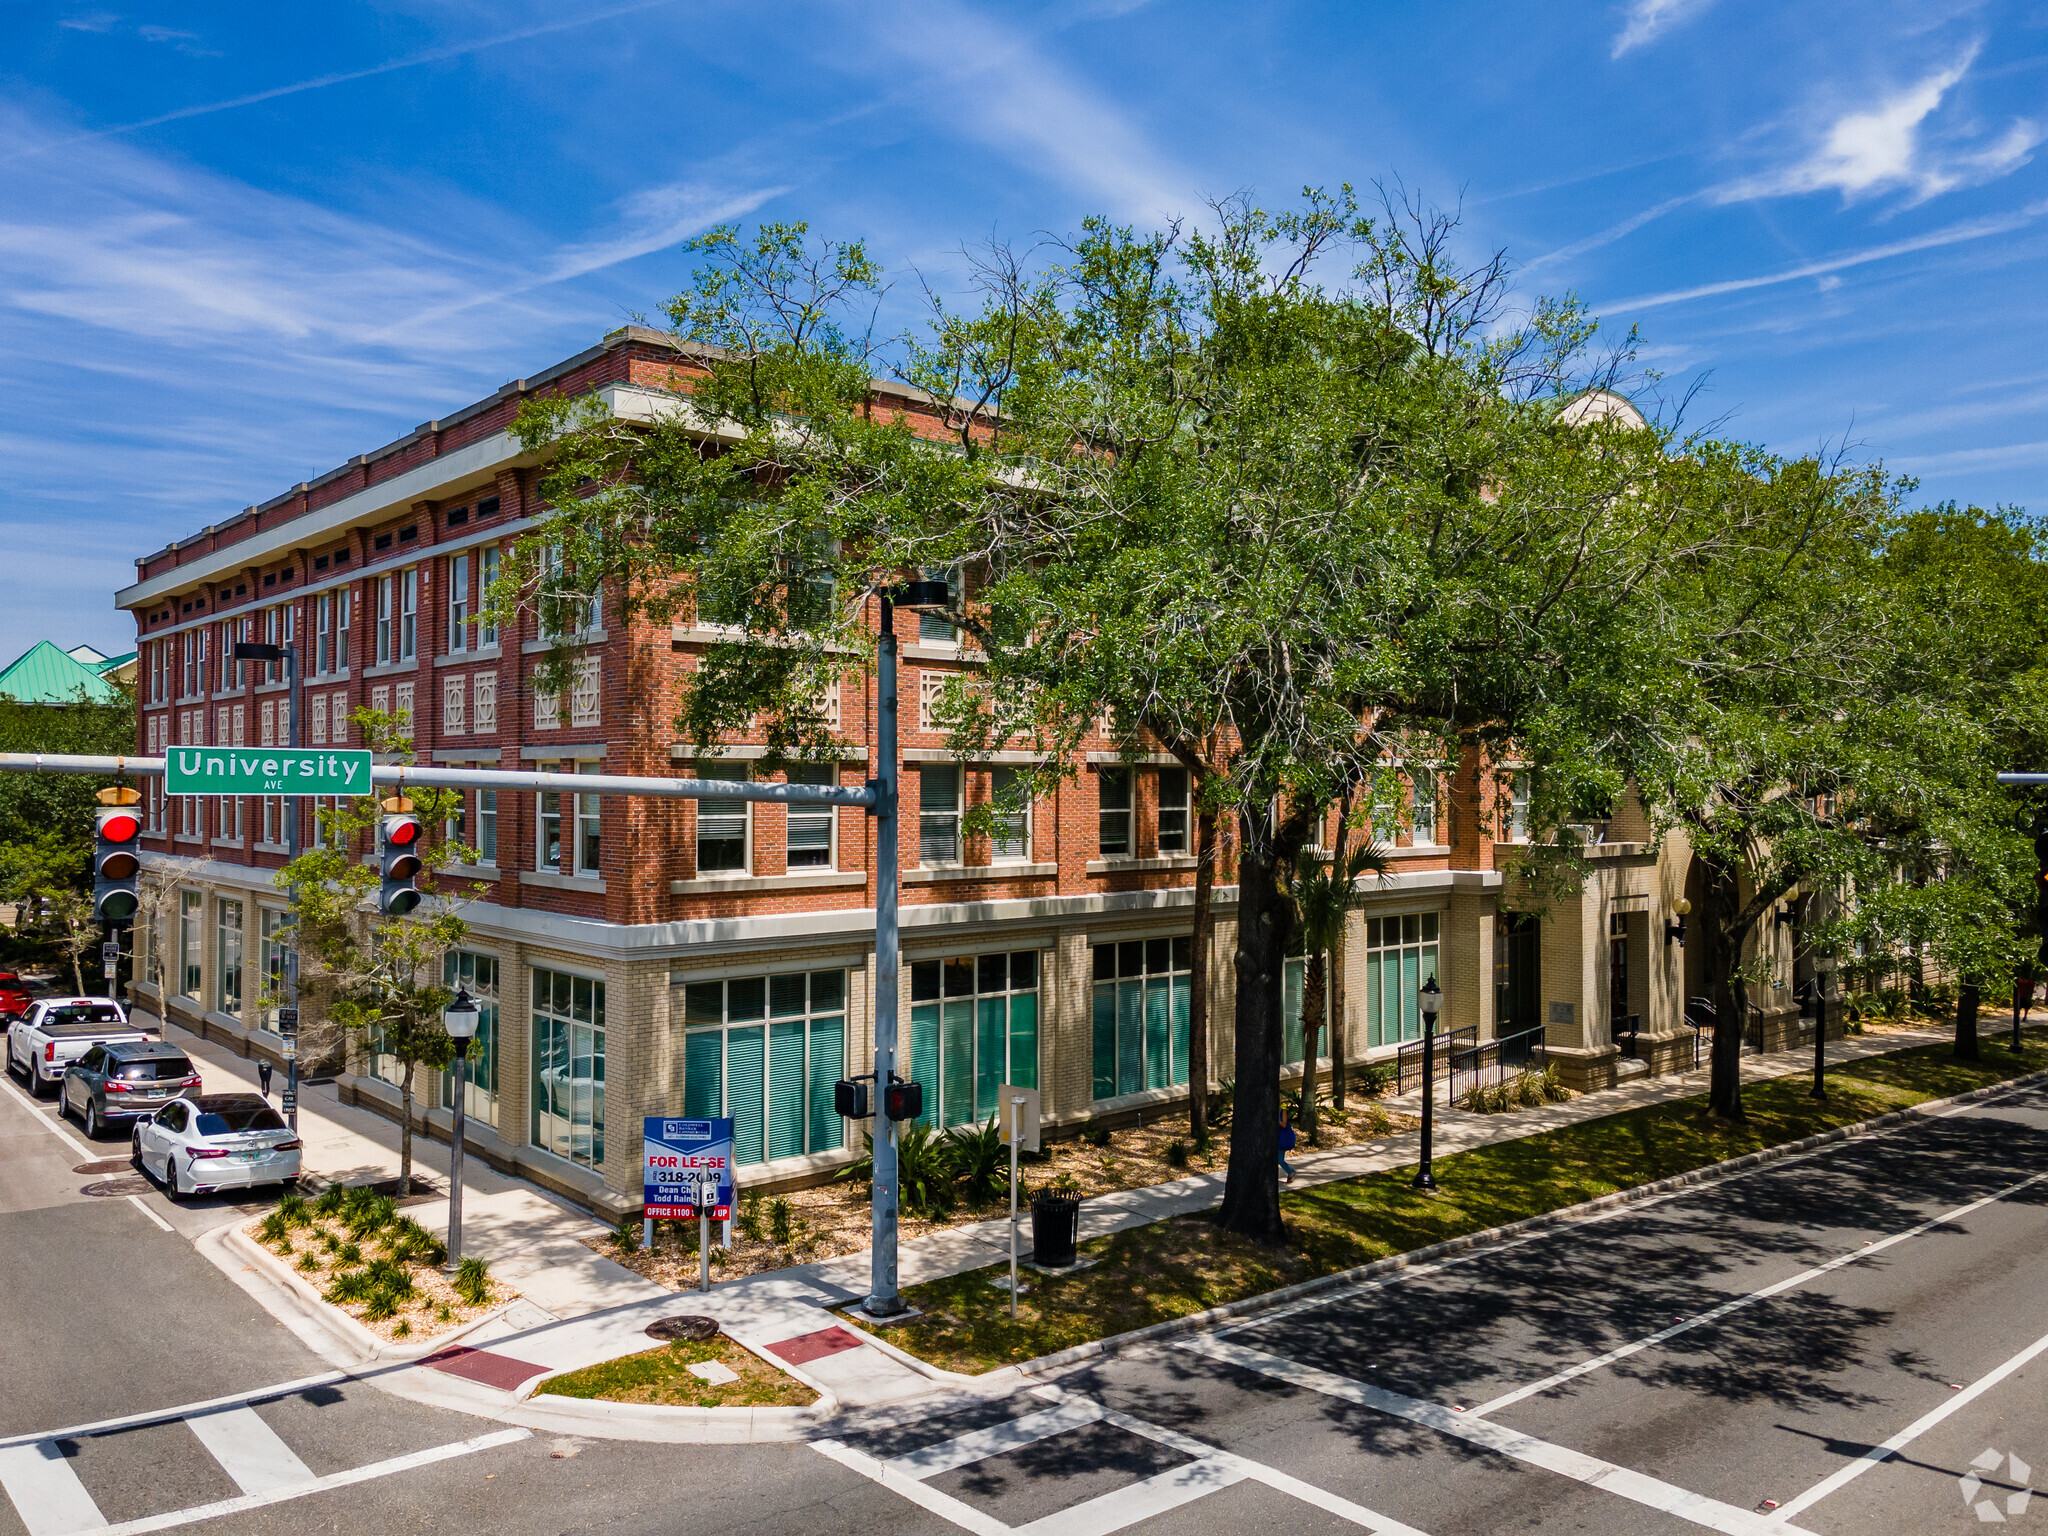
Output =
[
  {"x1": 378, "y1": 797, "x2": 423, "y2": 916},
  {"x1": 92, "y1": 787, "x2": 142, "y2": 923}
]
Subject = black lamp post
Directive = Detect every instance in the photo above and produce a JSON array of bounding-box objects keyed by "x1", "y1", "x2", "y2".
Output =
[
  {"x1": 1413, "y1": 975, "x2": 1442, "y2": 1191},
  {"x1": 442, "y1": 987, "x2": 480, "y2": 1273}
]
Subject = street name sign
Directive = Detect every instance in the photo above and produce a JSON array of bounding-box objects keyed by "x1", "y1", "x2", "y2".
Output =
[
  {"x1": 166, "y1": 747, "x2": 373, "y2": 797},
  {"x1": 644, "y1": 1117, "x2": 734, "y2": 1220}
]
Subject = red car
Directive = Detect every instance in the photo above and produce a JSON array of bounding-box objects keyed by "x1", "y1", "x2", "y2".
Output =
[{"x1": 0, "y1": 974, "x2": 30, "y2": 1019}]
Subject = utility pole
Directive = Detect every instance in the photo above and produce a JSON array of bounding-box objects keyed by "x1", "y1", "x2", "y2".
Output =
[{"x1": 867, "y1": 589, "x2": 903, "y2": 1316}]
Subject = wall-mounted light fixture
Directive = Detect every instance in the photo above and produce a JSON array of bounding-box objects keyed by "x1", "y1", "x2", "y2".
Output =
[{"x1": 1665, "y1": 896, "x2": 1691, "y2": 947}]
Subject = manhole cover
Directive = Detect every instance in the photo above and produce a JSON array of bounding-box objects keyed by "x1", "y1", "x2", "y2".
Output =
[
  {"x1": 645, "y1": 1315, "x2": 720, "y2": 1342},
  {"x1": 80, "y1": 1177, "x2": 155, "y2": 1197},
  {"x1": 73, "y1": 1159, "x2": 132, "y2": 1175}
]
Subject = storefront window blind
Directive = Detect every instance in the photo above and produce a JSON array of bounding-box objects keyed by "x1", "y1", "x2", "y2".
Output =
[
  {"x1": 908, "y1": 951, "x2": 1039, "y2": 1128},
  {"x1": 681, "y1": 969, "x2": 846, "y2": 1166},
  {"x1": 532, "y1": 969, "x2": 604, "y2": 1168},
  {"x1": 1364, "y1": 911, "x2": 1441, "y2": 1048},
  {"x1": 1090, "y1": 937, "x2": 1190, "y2": 1100}
]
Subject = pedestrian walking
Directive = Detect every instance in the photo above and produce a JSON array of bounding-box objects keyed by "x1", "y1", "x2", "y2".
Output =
[
  {"x1": 2017, "y1": 972, "x2": 2035, "y2": 1026},
  {"x1": 1279, "y1": 1105, "x2": 1298, "y2": 1184}
]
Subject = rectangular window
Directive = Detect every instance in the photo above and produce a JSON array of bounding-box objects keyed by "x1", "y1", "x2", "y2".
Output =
[
  {"x1": 215, "y1": 898, "x2": 243, "y2": 1017},
  {"x1": 1508, "y1": 772, "x2": 1530, "y2": 842},
  {"x1": 399, "y1": 569, "x2": 418, "y2": 660},
  {"x1": 1157, "y1": 767, "x2": 1190, "y2": 853},
  {"x1": 441, "y1": 951, "x2": 499, "y2": 1128},
  {"x1": 316, "y1": 593, "x2": 333, "y2": 675},
  {"x1": 337, "y1": 588, "x2": 350, "y2": 672},
  {"x1": 917, "y1": 564, "x2": 958, "y2": 644},
  {"x1": 376, "y1": 576, "x2": 393, "y2": 664},
  {"x1": 259, "y1": 909, "x2": 289, "y2": 1031},
  {"x1": 479, "y1": 548, "x2": 500, "y2": 647},
  {"x1": 908, "y1": 951, "x2": 1039, "y2": 1128},
  {"x1": 478, "y1": 789, "x2": 497, "y2": 864},
  {"x1": 448, "y1": 554, "x2": 470, "y2": 653},
  {"x1": 576, "y1": 768, "x2": 601, "y2": 879},
  {"x1": 1362, "y1": 911, "x2": 1443, "y2": 1049},
  {"x1": 1412, "y1": 773, "x2": 1439, "y2": 846},
  {"x1": 681, "y1": 969, "x2": 846, "y2": 1166},
  {"x1": 989, "y1": 767, "x2": 1029, "y2": 862},
  {"x1": 785, "y1": 765, "x2": 835, "y2": 869},
  {"x1": 179, "y1": 890, "x2": 202, "y2": 999},
  {"x1": 919, "y1": 764, "x2": 960, "y2": 866},
  {"x1": 530, "y1": 968, "x2": 604, "y2": 1169},
  {"x1": 537, "y1": 764, "x2": 564, "y2": 872},
  {"x1": 1090, "y1": 937, "x2": 1192, "y2": 1100},
  {"x1": 696, "y1": 765, "x2": 750, "y2": 873},
  {"x1": 1098, "y1": 768, "x2": 1131, "y2": 856}
]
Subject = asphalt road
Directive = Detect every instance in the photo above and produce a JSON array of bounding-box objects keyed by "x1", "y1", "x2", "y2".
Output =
[{"x1": 3, "y1": 1029, "x2": 2045, "y2": 1536}]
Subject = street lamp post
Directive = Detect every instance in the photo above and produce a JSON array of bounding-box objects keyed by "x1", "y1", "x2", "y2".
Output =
[
  {"x1": 441, "y1": 986, "x2": 480, "y2": 1273},
  {"x1": 1413, "y1": 975, "x2": 1442, "y2": 1191},
  {"x1": 1810, "y1": 961, "x2": 1832, "y2": 1101}
]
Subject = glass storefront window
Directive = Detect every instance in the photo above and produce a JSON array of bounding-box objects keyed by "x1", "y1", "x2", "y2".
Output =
[
  {"x1": 215, "y1": 898, "x2": 243, "y2": 1017},
  {"x1": 1364, "y1": 911, "x2": 1442, "y2": 1048},
  {"x1": 681, "y1": 969, "x2": 846, "y2": 1166},
  {"x1": 442, "y1": 951, "x2": 500, "y2": 1128},
  {"x1": 1090, "y1": 937, "x2": 1190, "y2": 1100},
  {"x1": 179, "y1": 890, "x2": 201, "y2": 999},
  {"x1": 531, "y1": 969, "x2": 605, "y2": 1168},
  {"x1": 907, "y1": 952, "x2": 1039, "y2": 1129}
]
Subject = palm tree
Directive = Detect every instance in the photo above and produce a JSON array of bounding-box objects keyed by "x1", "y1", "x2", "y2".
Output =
[{"x1": 1287, "y1": 834, "x2": 1390, "y2": 1145}]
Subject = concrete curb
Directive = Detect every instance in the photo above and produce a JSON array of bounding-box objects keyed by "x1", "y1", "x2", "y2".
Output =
[
  {"x1": 976, "y1": 1062, "x2": 2048, "y2": 1386},
  {"x1": 505, "y1": 1332, "x2": 842, "y2": 1442},
  {"x1": 223, "y1": 1224, "x2": 520, "y2": 1366}
]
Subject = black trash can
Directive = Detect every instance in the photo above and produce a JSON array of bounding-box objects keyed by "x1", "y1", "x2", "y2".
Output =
[{"x1": 1030, "y1": 1190, "x2": 1082, "y2": 1266}]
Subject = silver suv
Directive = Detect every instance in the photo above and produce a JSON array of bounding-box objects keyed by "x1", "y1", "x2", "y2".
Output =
[{"x1": 63, "y1": 1040, "x2": 200, "y2": 1140}]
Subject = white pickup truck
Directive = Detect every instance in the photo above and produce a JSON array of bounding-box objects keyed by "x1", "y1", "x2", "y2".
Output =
[{"x1": 6, "y1": 998, "x2": 149, "y2": 1098}]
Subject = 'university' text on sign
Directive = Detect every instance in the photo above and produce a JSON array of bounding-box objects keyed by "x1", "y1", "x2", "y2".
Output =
[{"x1": 166, "y1": 748, "x2": 373, "y2": 797}]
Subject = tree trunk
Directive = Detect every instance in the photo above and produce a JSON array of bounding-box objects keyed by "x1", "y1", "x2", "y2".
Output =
[
  {"x1": 1703, "y1": 857, "x2": 1748, "y2": 1123},
  {"x1": 1188, "y1": 805, "x2": 1217, "y2": 1142},
  {"x1": 1954, "y1": 980, "x2": 1980, "y2": 1062},
  {"x1": 1331, "y1": 925, "x2": 1348, "y2": 1113},
  {"x1": 1300, "y1": 950, "x2": 1325, "y2": 1145},
  {"x1": 70, "y1": 943, "x2": 84, "y2": 996},
  {"x1": 1219, "y1": 822, "x2": 1293, "y2": 1246},
  {"x1": 398, "y1": 1059, "x2": 415, "y2": 1196}
]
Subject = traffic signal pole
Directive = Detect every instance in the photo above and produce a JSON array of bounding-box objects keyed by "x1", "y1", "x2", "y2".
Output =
[
  {"x1": 284, "y1": 640, "x2": 301, "y2": 1131},
  {"x1": 868, "y1": 592, "x2": 903, "y2": 1317}
]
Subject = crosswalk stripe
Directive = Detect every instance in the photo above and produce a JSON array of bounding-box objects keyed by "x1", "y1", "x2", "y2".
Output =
[
  {"x1": 0, "y1": 1440, "x2": 104, "y2": 1536},
  {"x1": 182, "y1": 1405, "x2": 313, "y2": 1495}
]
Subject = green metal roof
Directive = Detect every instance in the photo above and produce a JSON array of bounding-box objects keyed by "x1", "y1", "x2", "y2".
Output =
[{"x1": 0, "y1": 640, "x2": 120, "y2": 704}]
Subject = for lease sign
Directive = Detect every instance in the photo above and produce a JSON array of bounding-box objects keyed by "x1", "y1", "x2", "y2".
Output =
[
  {"x1": 165, "y1": 748, "x2": 373, "y2": 797},
  {"x1": 644, "y1": 1117, "x2": 735, "y2": 1220}
]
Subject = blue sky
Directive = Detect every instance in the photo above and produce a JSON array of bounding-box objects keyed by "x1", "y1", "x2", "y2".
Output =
[{"x1": 3, "y1": 0, "x2": 2045, "y2": 660}]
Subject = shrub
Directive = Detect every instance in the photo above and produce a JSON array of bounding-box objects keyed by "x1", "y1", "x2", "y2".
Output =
[
  {"x1": 313, "y1": 1185, "x2": 348, "y2": 1219},
  {"x1": 258, "y1": 1210, "x2": 290, "y2": 1244},
  {"x1": 840, "y1": 1124, "x2": 958, "y2": 1217},
  {"x1": 435, "y1": 1303, "x2": 453, "y2": 1322},
  {"x1": 344, "y1": 1193, "x2": 396, "y2": 1240},
  {"x1": 338, "y1": 1241, "x2": 361, "y2": 1265},
  {"x1": 453, "y1": 1257, "x2": 491, "y2": 1307},
  {"x1": 296, "y1": 1251, "x2": 321, "y2": 1272},
  {"x1": 324, "y1": 1269, "x2": 373, "y2": 1303},
  {"x1": 391, "y1": 1319, "x2": 411, "y2": 1338},
  {"x1": 276, "y1": 1193, "x2": 309, "y2": 1226},
  {"x1": 1353, "y1": 1062, "x2": 1397, "y2": 1099},
  {"x1": 321, "y1": 1231, "x2": 340, "y2": 1253},
  {"x1": 769, "y1": 1197, "x2": 793, "y2": 1245},
  {"x1": 1085, "y1": 1125, "x2": 1113, "y2": 1149},
  {"x1": 945, "y1": 1117, "x2": 1008, "y2": 1204},
  {"x1": 1539, "y1": 1064, "x2": 1571, "y2": 1103},
  {"x1": 1514, "y1": 1071, "x2": 1546, "y2": 1108},
  {"x1": 738, "y1": 1191, "x2": 764, "y2": 1241},
  {"x1": 366, "y1": 1258, "x2": 413, "y2": 1298},
  {"x1": 362, "y1": 1292, "x2": 397, "y2": 1322},
  {"x1": 610, "y1": 1216, "x2": 642, "y2": 1253},
  {"x1": 1164, "y1": 1139, "x2": 1190, "y2": 1170}
]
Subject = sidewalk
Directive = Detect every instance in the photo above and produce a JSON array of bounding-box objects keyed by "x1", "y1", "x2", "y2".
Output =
[{"x1": 159, "y1": 1002, "x2": 1961, "y2": 1428}]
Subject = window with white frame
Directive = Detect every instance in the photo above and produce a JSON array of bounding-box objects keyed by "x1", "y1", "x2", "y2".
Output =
[
  {"x1": 785, "y1": 764, "x2": 835, "y2": 869},
  {"x1": 1361, "y1": 911, "x2": 1442, "y2": 1048},
  {"x1": 259, "y1": 909, "x2": 289, "y2": 1030},
  {"x1": 478, "y1": 789, "x2": 497, "y2": 864},
  {"x1": 447, "y1": 553, "x2": 469, "y2": 653},
  {"x1": 1098, "y1": 767, "x2": 1132, "y2": 855},
  {"x1": 316, "y1": 593, "x2": 334, "y2": 675},
  {"x1": 215, "y1": 898, "x2": 243, "y2": 1017},
  {"x1": 1507, "y1": 771, "x2": 1531, "y2": 842},
  {"x1": 1411, "y1": 771, "x2": 1439, "y2": 845},
  {"x1": 539, "y1": 544, "x2": 598, "y2": 639},
  {"x1": 536, "y1": 761, "x2": 601, "y2": 877},
  {"x1": 1157, "y1": 767, "x2": 1190, "y2": 852},
  {"x1": 909, "y1": 951, "x2": 1039, "y2": 1128},
  {"x1": 916, "y1": 565, "x2": 958, "y2": 644},
  {"x1": 682, "y1": 969, "x2": 845, "y2": 1166},
  {"x1": 399, "y1": 569, "x2": 418, "y2": 660},
  {"x1": 531, "y1": 968, "x2": 604, "y2": 1167},
  {"x1": 989, "y1": 767, "x2": 1029, "y2": 861},
  {"x1": 441, "y1": 951, "x2": 499, "y2": 1126},
  {"x1": 375, "y1": 576, "x2": 394, "y2": 663},
  {"x1": 179, "y1": 891, "x2": 201, "y2": 998},
  {"x1": 695, "y1": 765, "x2": 749, "y2": 873},
  {"x1": 479, "y1": 547, "x2": 500, "y2": 647},
  {"x1": 919, "y1": 764, "x2": 961, "y2": 865}
]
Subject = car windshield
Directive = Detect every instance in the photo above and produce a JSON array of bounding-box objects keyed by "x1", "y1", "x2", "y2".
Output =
[
  {"x1": 115, "y1": 1057, "x2": 192, "y2": 1082},
  {"x1": 194, "y1": 1106, "x2": 286, "y2": 1135},
  {"x1": 45, "y1": 1005, "x2": 124, "y2": 1025}
]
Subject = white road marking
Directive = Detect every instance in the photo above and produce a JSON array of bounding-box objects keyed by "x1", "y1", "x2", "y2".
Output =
[
  {"x1": 0, "y1": 1441, "x2": 103, "y2": 1536},
  {"x1": 823, "y1": 1390, "x2": 1426, "y2": 1535},
  {"x1": 92, "y1": 1427, "x2": 531, "y2": 1536},
  {"x1": 0, "y1": 1371, "x2": 348, "y2": 1452},
  {"x1": 124, "y1": 1194, "x2": 173, "y2": 1232},
  {"x1": 1180, "y1": 1335, "x2": 1814, "y2": 1536},
  {"x1": 182, "y1": 1404, "x2": 313, "y2": 1495},
  {"x1": 0, "y1": 1076, "x2": 94, "y2": 1160},
  {"x1": 1468, "y1": 1168, "x2": 2048, "y2": 1419},
  {"x1": 1766, "y1": 1322, "x2": 2048, "y2": 1524}
]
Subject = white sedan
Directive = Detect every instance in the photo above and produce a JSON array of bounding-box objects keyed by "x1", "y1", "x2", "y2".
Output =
[{"x1": 133, "y1": 1093, "x2": 303, "y2": 1200}]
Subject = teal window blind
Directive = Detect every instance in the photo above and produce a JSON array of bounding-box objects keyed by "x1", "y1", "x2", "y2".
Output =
[
  {"x1": 906, "y1": 950, "x2": 1042, "y2": 1128},
  {"x1": 1090, "y1": 935, "x2": 1194, "y2": 1101},
  {"x1": 677, "y1": 969, "x2": 848, "y2": 1167}
]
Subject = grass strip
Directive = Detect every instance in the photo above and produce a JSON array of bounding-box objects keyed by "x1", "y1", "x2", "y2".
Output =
[
  {"x1": 539, "y1": 1335, "x2": 818, "y2": 1409},
  {"x1": 860, "y1": 1033, "x2": 2048, "y2": 1374}
]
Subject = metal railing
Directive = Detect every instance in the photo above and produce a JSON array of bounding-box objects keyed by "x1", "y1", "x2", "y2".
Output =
[
  {"x1": 1611, "y1": 1011, "x2": 1644, "y2": 1060},
  {"x1": 1397, "y1": 1025, "x2": 1475, "y2": 1096},
  {"x1": 1449, "y1": 1024, "x2": 1549, "y2": 1103}
]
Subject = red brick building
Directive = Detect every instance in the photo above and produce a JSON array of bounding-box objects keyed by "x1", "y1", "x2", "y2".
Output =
[{"x1": 119, "y1": 328, "x2": 1734, "y2": 1217}]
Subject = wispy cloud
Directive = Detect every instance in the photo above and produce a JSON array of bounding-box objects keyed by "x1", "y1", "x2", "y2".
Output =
[
  {"x1": 9, "y1": 1, "x2": 680, "y2": 163},
  {"x1": 1523, "y1": 192, "x2": 1699, "y2": 270},
  {"x1": 1612, "y1": 0, "x2": 1716, "y2": 58},
  {"x1": 58, "y1": 12, "x2": 118, "y2": 31},
  {"x1": 1722, "y1": 47, "x2": 2041, "y2": 204},
  {"x1": 1602, "y1": 197, "x2": 2048, "y2": 311}
]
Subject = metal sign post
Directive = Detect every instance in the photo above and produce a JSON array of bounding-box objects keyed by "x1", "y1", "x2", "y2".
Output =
[
  {"x1": 644, "y1": 1116, "x2": 734, "y2": 1293},
  {"x1": 998, "y1": 1083, "x2": 1040, "y2": 1319}
]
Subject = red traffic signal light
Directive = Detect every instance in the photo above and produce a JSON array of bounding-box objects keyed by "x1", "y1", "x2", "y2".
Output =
[
  {"x1": 386, "y1": 818, "x2": 421, "y2": 846},
  {"x1": 380, "y1": 803, "x2": 425, "y2": 915},
  {"x1": 882, "y1": 1078, "x2": 923, "y2": 1122},
  {"x1": 93, "y1": 792, "x2": 143, "y2": 921}
]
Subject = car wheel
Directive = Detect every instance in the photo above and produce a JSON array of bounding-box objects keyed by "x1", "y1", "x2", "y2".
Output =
[
  {"x1": 164, "y1": 1161, "x2": 185, "y2": 1203},
  {"x1": 130, "y1": 1132, "x2": 143, "y2": 1172},
  {"x1": 83, "y1": 1102, "x2": 100, "y2": 1140}
]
